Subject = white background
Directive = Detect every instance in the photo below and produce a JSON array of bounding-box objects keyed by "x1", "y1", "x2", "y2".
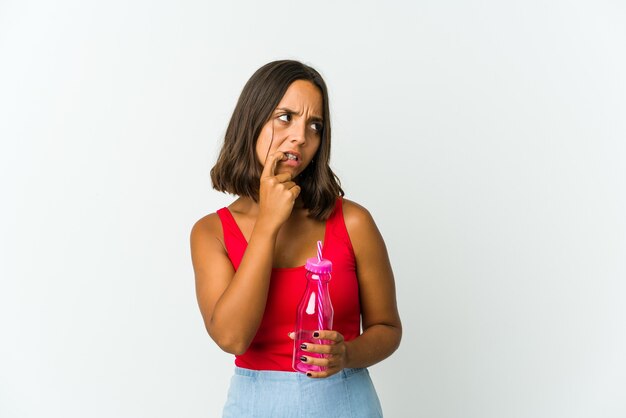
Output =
[{"x1": 1, "y1": 1, "x2": 625, "y2": 417}]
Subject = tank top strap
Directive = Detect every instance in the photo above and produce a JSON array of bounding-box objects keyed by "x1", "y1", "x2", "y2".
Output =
[
  {"x1": 216, "y1": 207, "x2": 247, "y2": 270},
  {"x1": 323, "y1": 197, "x2": 356, "y2": 267}
]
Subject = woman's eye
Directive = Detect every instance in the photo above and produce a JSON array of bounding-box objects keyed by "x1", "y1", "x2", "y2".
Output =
[
  {"x1": 278, "y1": 114, "x2": 291, "y2": 122},
  {"x1": 311, "y1": 122, "x2": 323, "y2": 133}
]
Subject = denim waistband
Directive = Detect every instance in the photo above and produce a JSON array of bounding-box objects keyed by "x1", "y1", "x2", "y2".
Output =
[{"x1": 234, "y1": 366, "x2": 366, "y2": 381}]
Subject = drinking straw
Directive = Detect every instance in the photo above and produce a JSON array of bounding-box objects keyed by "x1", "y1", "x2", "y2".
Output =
[
  {"x1": 316, "y1": 241, "x2": 324, "y2": 336},
  {"x1": 317, "y1": 280, "x2": 324, "y2": 334},
  {"x1": 317, "y1": 241, "x2": 323, "y2": 263}
]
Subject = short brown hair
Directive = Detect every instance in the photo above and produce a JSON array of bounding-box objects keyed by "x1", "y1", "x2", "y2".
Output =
[{"x1": 211, "y1": 60, "x2": 344, "y2": 220}]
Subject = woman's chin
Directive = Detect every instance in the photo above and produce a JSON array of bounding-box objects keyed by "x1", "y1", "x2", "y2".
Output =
[{"x1": 276, "y1": 165, "x2": 302, "y2": 177}]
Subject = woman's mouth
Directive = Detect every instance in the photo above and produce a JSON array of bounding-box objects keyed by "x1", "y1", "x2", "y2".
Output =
[{"x1": 282, "y1": 152, "x2": 301, "y2": 167}]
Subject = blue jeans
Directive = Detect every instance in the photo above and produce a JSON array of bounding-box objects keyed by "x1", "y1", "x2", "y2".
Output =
[{"x1": 222, "y1": 367, "x2": 383, "y2": 417}]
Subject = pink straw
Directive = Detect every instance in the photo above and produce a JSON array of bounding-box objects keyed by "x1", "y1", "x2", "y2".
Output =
[
  {"x1": 317, "y1": 281, "x2": 324, "y2": 332},
  {"x1": 316, "y1": 241, "x2": 325, "y2": 335}
]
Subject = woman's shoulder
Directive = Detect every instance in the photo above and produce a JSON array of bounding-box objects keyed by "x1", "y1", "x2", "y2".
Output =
[
  {"x1": 339, "y1": 198, "x2": 386, "y2": 260},
  {"x1": 190, "y1": 211, "x2": 224, "y2": 245},
  {"x1": 191, "y1": 197, "x2": 245, "y2": 239},
  {"x1": 340, "y1": 198, "x2": 378, "y2": 232}
]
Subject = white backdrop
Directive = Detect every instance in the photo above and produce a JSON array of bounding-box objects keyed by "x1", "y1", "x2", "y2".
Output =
[{"x1": 1, "y1": 1, "x2": 625, "y2": 417}]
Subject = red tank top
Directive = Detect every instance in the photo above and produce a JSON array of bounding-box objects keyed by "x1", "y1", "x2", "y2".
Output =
[{"x1": 216, "y1": 198, "x2": 361, "y2": 371}]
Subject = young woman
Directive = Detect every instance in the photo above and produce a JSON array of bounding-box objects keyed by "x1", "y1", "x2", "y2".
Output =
[{"x1": 191, "y1": 60, "x2": 401, "y2": 417}]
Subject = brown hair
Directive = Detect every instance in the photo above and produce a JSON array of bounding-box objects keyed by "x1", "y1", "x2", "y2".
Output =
[{"x1": 211, "y1": 60, "x2": 344, "y2": 220}]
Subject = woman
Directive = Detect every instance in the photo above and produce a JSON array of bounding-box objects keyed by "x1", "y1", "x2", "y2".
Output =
[{"x1": 191, "y1": 60, "x2": 401, "y2": 417}]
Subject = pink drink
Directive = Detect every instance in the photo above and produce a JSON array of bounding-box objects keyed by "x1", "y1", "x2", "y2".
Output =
[{"x1": 293, "y1": 242, "x2": 333, "y2": 373}]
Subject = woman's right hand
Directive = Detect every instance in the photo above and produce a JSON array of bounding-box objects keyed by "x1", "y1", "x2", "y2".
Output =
[
  {"x1": 257, "y1": 151, "x2": 301, "y2": 230},
  {"x1": 192, "y1": 151, "x2": 300, "y2": 356}
]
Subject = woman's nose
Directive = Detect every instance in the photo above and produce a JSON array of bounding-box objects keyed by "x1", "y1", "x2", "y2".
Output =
[{"x1": 288, "y1": 122, "x2": 307, "y2": 145}]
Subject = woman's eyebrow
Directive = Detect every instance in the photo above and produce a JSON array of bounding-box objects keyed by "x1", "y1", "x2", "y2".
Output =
[
  {"x1": 275, "y1": 107, "x2": 295, "y2": 115},
  {"x1": 276, "y1": 107, "x2": 323, "y2": 121}
]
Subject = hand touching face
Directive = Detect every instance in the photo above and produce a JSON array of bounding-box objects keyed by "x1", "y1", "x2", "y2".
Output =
[{"x1": 256, "y1": 80, "x2": 323, "y2": 179}]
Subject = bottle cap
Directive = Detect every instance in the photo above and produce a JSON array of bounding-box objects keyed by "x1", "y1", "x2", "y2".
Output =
[{"x1": 305, "y1": 257, "x2": 332, "y2": 274}]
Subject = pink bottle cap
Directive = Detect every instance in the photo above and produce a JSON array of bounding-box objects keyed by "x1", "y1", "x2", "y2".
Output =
[{"x1": 305, "y1": 257, "x2": 332, "y2": 274}]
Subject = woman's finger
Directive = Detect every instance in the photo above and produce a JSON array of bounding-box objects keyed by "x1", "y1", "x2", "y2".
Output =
[
  {"x1": 300, "y1": 352, "x2": 344, "y2": 368},
  {"x1": 274, "y1": 172, "x2": 292, "y2": 183},
  {"x1": 298, "y1": 354, "x2": 329, "y2": 367},
  {"x1": 291, "y1": 185, "x2": 301, "y2": 199},
  {"x1": 300, "y1": 342, "x2": 332, "y2": 354},
  {"x1": 261, "y1": 151, "x2": 285, "y2": 178},
  {"x1": 313, "y1": 330, "x2": 344, "y2": 343},
  {"x1": 305, "y1": 365, "x2": 341, "y2": 379}
]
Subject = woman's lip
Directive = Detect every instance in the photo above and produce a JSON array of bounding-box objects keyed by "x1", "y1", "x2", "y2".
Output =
[{"x1": 281, "y1": 158, "x2": 300, "y2": 167}]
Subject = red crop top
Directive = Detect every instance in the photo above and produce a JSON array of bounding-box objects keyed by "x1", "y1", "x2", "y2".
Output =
[{"x1": 216, "y1": 197, "x2": 362, "y2": 371}]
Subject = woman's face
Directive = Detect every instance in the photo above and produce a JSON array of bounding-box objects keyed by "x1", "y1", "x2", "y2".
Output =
[{"x1": 255, "y1": 80, "x2": 323, "y2": 178}]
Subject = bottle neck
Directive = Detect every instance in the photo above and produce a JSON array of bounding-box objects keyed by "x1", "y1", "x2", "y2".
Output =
[{"x1": 306, "y1": 272, "x2": 331, "y2": 284}]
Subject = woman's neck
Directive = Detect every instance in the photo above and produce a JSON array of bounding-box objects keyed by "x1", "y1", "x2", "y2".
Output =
[{"x1": 230, "y1": 196, "x2": 305, "y2": 216}]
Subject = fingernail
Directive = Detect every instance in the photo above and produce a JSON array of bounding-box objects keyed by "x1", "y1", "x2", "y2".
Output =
[
  {"x1": 313, "y1": 332, "x2": 320, "y2": 338},
  {"x1": 300, "y1": 343, "x2": 307, "y2": 350},
  {"x1": 306, "y1": 373, "x2": 312, "y2": 377},
  {"x1": 300, "y1": 356, "x2": 307, "y2": 362}
]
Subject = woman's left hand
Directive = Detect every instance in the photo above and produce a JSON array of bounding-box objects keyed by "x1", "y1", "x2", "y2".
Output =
[{"x1": 292, "y1": 330, "x2": 349, "y2": 378}]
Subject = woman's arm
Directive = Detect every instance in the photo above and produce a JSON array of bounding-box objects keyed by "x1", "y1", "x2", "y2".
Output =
[
  {"x1": 191, "y1": 152, "x2": 299, "y2": 355},
  {"x1": 191, "y1": 214, "x2": 277, "y2": 355},
  {"x1": 301, "y1": 199, "x2": 402, "y2": 376},
  {"x1": 342, "y1": 199, "x2": 402, "y2": 367}
]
